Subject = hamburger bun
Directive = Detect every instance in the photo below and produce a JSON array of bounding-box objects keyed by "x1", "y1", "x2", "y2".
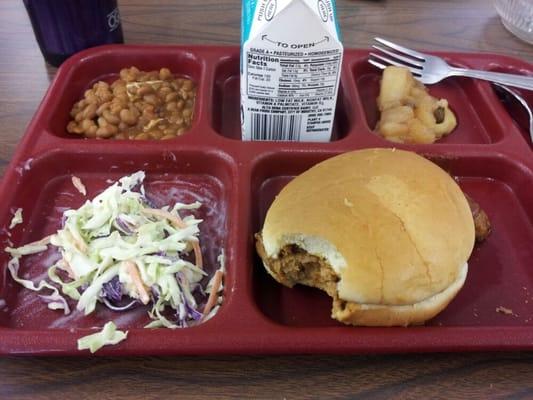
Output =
[{"x1": 256, "y1": 148, "x2": 475, "y2": 326}]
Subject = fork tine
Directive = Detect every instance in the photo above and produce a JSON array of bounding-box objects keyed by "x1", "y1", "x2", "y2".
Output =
[
  {"x1": 368, "y1": 58, "x2": 387, "y2": 70},
  {"x1": 374, "y1": 37, "x2": 426, "y2": 61},
  {"x1": 372, "y1": 44, "x2": 424, "y2": 67},
  {"x1": 369, "y1": 53, "x2": 423, "y2": 76}
]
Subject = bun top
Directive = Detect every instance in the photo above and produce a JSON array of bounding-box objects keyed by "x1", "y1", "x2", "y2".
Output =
[{"x1": 261, "y1": 148, "x2": 475, "y2": 305}]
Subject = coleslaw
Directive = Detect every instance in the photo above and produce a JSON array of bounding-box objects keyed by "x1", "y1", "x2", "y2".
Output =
[{"x1": 4, "y1": 171, "x2": 224, "y2": 331}]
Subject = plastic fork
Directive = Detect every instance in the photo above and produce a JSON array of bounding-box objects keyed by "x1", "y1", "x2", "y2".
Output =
[{"x1": 369, "y1": 37, "x2": 533, "y2": 90}]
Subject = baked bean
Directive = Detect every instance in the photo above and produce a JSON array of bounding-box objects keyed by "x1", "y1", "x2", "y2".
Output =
[
  {"x1": 67, "y1": 121, "x2": 84, "y2": 134},
  {"x1": 163, "y1": 126, "x2": 177, "y2": 136},
  {"x1": 81, "y1": 119, "x2": 95, "y2": 131},
  {"x1": 96, "y1": 125, "x2": 117, "y2": 138},
  {"x1": 97, "y1": 117, "x2": 108, "y2": 127},
  {"x1": 119, "y1": 70, "x2": 129, "y2": 82},
  {"x1": 148, "y1": 129, "x2": 164, "y2": 140},
  {"x1": 117, "y1": 93, "x2": 129, "y2": 102},
  {"x1": 143, "y1": 94, "x2": 158, "y2": 106},
  {"x1": 113, "y1": 85, "x2": 127, "y2": 95},
  {"x1": 120, "y1": 108, "x2": 137, "y2": 125},
  {"x1": 102, "y1": 110, "x2": 119, "y2": 125},
  {"x1": 95, "y1": 87, "x2": 112, "y2": 102},
  {"x1": 165, "y1": 92, "x2": 178, "y2": 103},
  {"x1": 159, "y1": 68, "x2": 171, "y2": 80},
  {"x1": 120, "y1": 66, "x2": 140, "y2": 82},
  {"x1": 182, "y1": 108, "x2": 192, "y2": 118},
  {"x1": 159, "y1": 86, "x2": 172, "y2": 96},
  {"x1": 166, "y1": 102, "x2": 177, "y2": 112},
  {"x1": 137, "y1": 84, "x2": 153, "y2": 97},
  {"x1": 110, "y1": 102, "x2": 124, "y2": 115},
  {"x1": 67, "y1": 67, "x2": 196, "y2": 139},
  {"x1": 96, "y1": 102, "x2": 110, "y2": 115},
  {"x1": 138, "y1": 116, "x2": 150, "y2": 127},
  {"x1": 142, "y1": 108, "x2": 156, "y2": 121},
  {"x1": 143, "y1": 104, "x2": 155, "y2": 113},
  {"x1": 95, "y1": 81, "x2": 110, "y2": 90},
  {"x1": 85, "y1": 125, "x2": 98, "y2": 138},
  {"x1": 134, "y1": 132, "x2": 149, "y2": 140}
]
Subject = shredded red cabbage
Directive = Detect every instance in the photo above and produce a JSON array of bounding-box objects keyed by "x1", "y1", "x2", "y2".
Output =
[
  {"x1": 102, "y1": 276, "x2": 122, "y2": 303},
  {"x1": 114, "y1": 216, "x2": 135, "y2": 235}
]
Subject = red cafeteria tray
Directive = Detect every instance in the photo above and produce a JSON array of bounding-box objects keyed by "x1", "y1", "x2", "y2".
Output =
[{"x1": 0, "y1": 45, "x2": 532, "y2": 356}]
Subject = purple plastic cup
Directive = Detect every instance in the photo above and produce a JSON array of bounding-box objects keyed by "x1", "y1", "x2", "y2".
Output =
[{"x1": 23, "y1": 0, "x2": 124, "y2": 67}]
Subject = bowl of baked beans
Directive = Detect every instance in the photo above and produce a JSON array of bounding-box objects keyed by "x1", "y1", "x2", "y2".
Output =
[{"x1": 66, "y1": 67, "x2": 196, "y2": 140}]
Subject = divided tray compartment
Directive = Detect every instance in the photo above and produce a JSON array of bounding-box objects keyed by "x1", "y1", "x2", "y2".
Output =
[
  {"x1": 350, "y1": 55, "x2": 505, "y2": 145},
  {"x1": 212, "y1": 50, "x2": 353, "y2": 142},
  {"x1": 0, "y1": 45, "x2": 532, "y2": 355},
  {"x1": 251, "y1": 151, "x2": 533, "y2": 329}
]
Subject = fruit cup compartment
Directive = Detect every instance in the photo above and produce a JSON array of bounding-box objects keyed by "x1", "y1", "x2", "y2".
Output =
[
  {"x1": 250, "y1": 151, "x2": 533, "y2": 328},
  {"x1": 349, "y1": 53, "x2": 508, "y2": 145},
  {"x1": 0, "y1": 147, "x2": 235, "y2": 331}
]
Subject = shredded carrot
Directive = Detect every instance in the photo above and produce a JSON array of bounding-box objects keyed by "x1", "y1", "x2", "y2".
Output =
[
  {"x1": 123, "y1": 260, "x2": 150, "y2": 305},
  {"x1": 191, "y1": 240, "x2": 203, "y2": 270},
  {"x1": 142, "y1": 208, "x2": 203, "y2": 269},
  {"x1": 202, "y1": 270, "x2": 223, "y2": 319},
  {"x1": 65, "y1": 226, "x2": 88, "y2": 253},
  {"x1": 142, "y1": 208, "x2": 186, "y2": 228}
]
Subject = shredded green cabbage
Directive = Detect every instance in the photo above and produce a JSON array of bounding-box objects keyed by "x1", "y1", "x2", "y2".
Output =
[
  {"x1": 3, "y1": 171, "x2": 224, "y2": 342},
  {"x1": 5, "y1": 241, "x2": 49, "y2": 257},
  {"x1": 6, "y1": 257, "x2": 70, "y2": 314},
  {"x1": 77, "y1": 321, "x2": 128, "y2": 353},
  {"x1": 9, "y1": 208, "x2": 23, "y2": 229}
]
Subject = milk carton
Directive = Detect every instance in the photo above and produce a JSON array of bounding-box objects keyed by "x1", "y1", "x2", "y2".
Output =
[{"x1": 241, "y1": 0, "x2": 343, "y2": 141}]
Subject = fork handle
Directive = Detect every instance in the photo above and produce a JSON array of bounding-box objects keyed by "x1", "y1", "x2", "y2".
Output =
[{"x1": 450, "y1": 68, "x2": 533, "y2": 90}]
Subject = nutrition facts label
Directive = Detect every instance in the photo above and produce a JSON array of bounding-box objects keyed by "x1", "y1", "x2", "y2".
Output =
[
  {"x1": 246, "y1": 50, "x2": 341, "y2": 98},
  {"x1": 278, "y1": 55, "x2": 339, "y2": 98},
  {"x1": 244, "y1": 49, "x2": 342, "y2": 140}
]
